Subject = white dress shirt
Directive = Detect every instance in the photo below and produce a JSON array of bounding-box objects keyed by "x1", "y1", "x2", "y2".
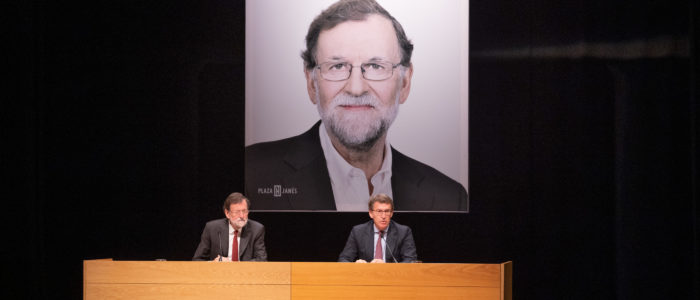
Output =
[{"x1": 319, "y1": 123, "x2": 393, "y2": 211}]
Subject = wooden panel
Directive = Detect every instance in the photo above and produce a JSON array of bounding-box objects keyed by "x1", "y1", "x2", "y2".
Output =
[
  {"x1": 501, "y1": 261, "x2": 513, "y2": 300},
  {"x1": 291, "y1": 285, "x2": 500, "y2": 300},
  {"x1": 84, "y1": 260, "x2": 510, "y2": 300},
  {"x1": 84, "y1": 260, "x2": 290, "y2": 285},
  {"x1": 291, "y1": 262, "x2": 500, "y2": 287},
  {"x1": 85, "y1": 283, "x2": 289, "y2": 300}
]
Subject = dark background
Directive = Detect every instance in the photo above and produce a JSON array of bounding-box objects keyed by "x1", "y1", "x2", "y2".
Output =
[{"x1": 9, "y1": 0, "x2": 697, "y2": 299}]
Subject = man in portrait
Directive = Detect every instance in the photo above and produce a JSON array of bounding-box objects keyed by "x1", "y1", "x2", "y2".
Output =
[{"x1": 245, "y1": 0, "x2": 467, "y2": 211}]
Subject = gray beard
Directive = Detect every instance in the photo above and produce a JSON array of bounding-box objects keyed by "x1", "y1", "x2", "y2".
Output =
[
  {"x1": 316, "y1": 89, "x2": 399, "y2": 152},
  {"x1": 329, "y1": 118, "x2": 386, "y2": 152},
  {"x1": 232, "y1": 218, "x2": 247, "y2": 229}
]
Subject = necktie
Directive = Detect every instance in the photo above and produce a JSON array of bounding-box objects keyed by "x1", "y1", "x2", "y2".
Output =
[
  {"x1": 374, "y1": 231, "x2": 383, "y2": 260},
  {"x1": 231, "y1": 230, "x2": 239, "y2": 261}
]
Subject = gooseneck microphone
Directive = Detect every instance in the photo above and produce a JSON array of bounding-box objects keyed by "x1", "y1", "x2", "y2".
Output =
[
  {"x1": 381, "y1": 234, "x2": 399, "y2": 263},
  {"x1": 217, "y1": 231, "x2": 223, "y2": 261}
]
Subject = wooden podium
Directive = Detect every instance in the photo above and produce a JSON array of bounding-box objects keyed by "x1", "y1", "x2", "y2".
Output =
[{"x1": 84, "y1": 259, "x2": 512, "y2": 300}]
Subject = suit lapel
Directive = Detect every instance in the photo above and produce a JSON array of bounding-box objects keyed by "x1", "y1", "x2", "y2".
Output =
[
  {"x1": 281, "y1": 121, "x2": 336, "y2": 210},
  {"x1": 364, "y1": 221, "x2": 376, "y2": 261},
  {"x1": 386, "y1": 221, "x2": 400, "y2": 262},
  {"x1": 391, "y1": 148, "x2": 433, "y2": 210},
  {"x1": 239, "y1": 224, "x2": 251, "y2": 258}
]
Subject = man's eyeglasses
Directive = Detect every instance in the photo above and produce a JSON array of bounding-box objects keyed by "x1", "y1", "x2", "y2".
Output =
[
  {"x1": 228, "y1": 209, "x2": 249, "y2": 216},
  {"x1": 317, "y1": 61, "x2": 400, "y2": 81},
  {"x1": 372, "y1": 209, "x2": 393, "y2": 216}
]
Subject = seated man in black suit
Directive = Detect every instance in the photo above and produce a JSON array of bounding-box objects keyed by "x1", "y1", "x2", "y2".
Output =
[
  {"x1": 193, "y1": 192, "x2": 267, "y2": 261},
  {"x1": 338, "y1": 194, "x2": 417, "y2": 263},
  {"x1": 245, "y1": 0, "x2": 468, "y2": 211}
]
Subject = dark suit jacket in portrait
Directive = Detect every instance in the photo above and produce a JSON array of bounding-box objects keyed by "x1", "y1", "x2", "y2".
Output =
[
  {"x1": 245, "y1": 121, "x2": 468, "y2": 211},
  {"x1": 192, "y1": 218, "x2": 267, "y2": 261},
  {"x1": 338, "y1": 220, "x2": 417, "y2": 263}
]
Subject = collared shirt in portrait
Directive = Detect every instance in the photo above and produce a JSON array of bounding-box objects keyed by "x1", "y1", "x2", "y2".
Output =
[{"x1": 319, "y1": 123, "x2": 393, "y2": 211}]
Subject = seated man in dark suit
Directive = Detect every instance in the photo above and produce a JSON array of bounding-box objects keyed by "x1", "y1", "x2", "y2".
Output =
[
  {"x1": 193, "y1": 192, "x2": 267, "y2": 261},
  {"x1": 245, "y1": 0, "x2": 468, "y2": 211},
  {"x1": 338, "y1": 194, "x2": 417, "y2": 263}
]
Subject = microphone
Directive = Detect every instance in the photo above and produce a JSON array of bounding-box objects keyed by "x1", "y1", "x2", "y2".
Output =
[
  {"x1": 217, "y1": 231, "x2": 223, "y2": 261},
  {"x1": 381, "y1": 233, "x2": 398, "y2": 263}
]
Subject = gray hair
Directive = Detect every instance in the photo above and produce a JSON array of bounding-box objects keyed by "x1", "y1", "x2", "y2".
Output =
[{"x1": 301, "y1": 0, "x2": 414, "y2": 70}]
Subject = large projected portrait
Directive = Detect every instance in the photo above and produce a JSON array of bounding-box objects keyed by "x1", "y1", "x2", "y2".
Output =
[{"x1": 245, "y1": 0, "x2": 469, "y2": 212}]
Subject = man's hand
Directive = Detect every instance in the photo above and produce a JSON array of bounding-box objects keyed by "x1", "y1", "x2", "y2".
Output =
[
  {"x1": 370, "y1": 259, "x2": 385, "y2": 263},
  {"x1": 355, "y1": 259, "x2": 368, "y2": 263},
  {"x1": 212, "y1": 255, "x2": 232, "y2": 262}
]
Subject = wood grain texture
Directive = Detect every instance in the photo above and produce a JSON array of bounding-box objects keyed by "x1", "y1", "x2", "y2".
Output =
[
  {"x1": 291, "y1": 285, "x2": 500, "y2": 300},
  {"x1": 84, "y1": 260, "x2": 290, "y2": 284},
  {"x1": 291, "y1": 262, "x2": 501, "y2": 287},
  {"x1": 84, "y1": 260, "x2": 511, "y2": 300},
  {"x1": 85, "y1": 283, "x2": 289, "y2": 300}
]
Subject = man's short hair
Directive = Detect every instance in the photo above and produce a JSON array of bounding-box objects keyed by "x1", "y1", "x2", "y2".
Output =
[
  {"x1": 368, "y1": 193, "x2": 394, "y2": 211},
  {"x1": 223, "y1": 192, "x2": 250, "y2": 211},
  {"x1": 301, "y1": 0, "x2": 414, "y2": 70}
]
